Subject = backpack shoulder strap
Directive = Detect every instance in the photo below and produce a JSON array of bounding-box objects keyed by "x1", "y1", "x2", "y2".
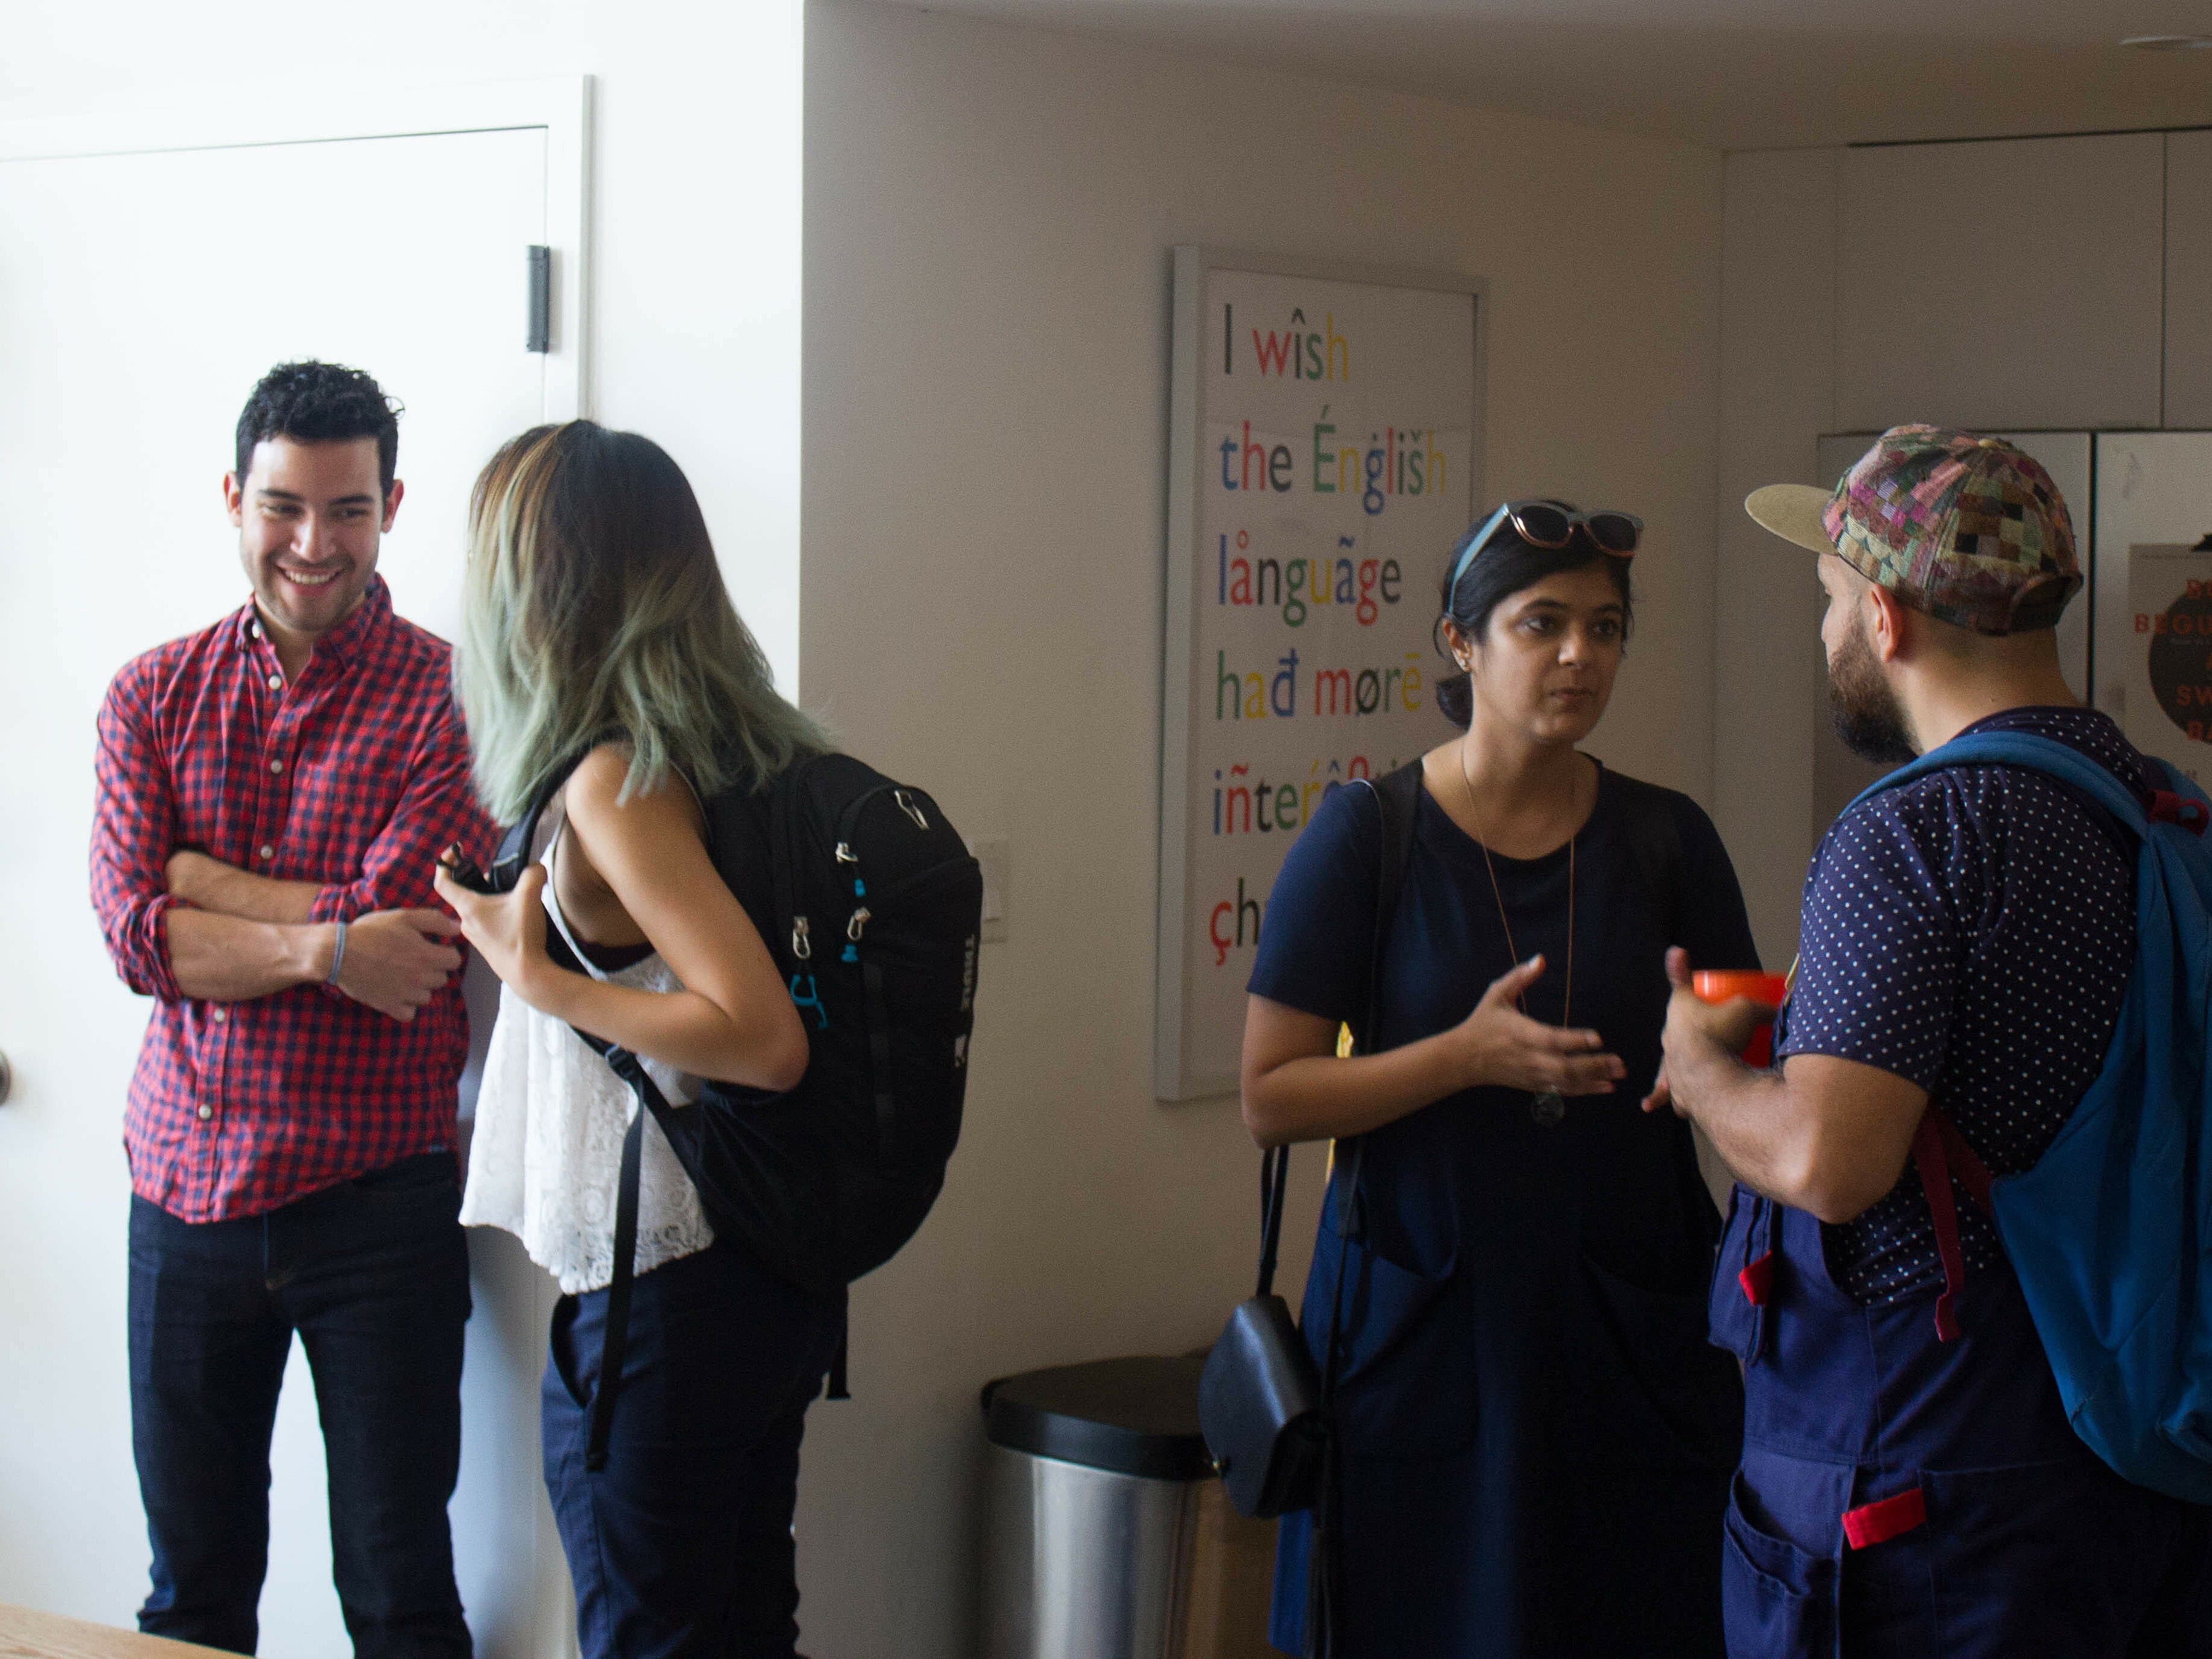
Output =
[
  {"x1": 1848, "y1": 730, "x2": 2162, "y2": 835},
  {"x1": 1354, "y1": 762, "x2": 1423, "y2": 1057},
  {"x1": 487, "y1": 745, "x2": 602, "y2": 891},
  {"x1": 1251, "y1": 762, "x2": 1417, "y2": 1295},
  {"x1": 1321, "y1": 759, "x2": 1420, "y2": 1312},
  {"x1": 1609, "y1": 773, "x2": 1687, "y2": 946},
  {"x1": 487, "y1": 738, "x2": 694, "y2": 1466},
  {"x1": 1306, "y1": 760, "x2": 1419, "y2": 1658}
]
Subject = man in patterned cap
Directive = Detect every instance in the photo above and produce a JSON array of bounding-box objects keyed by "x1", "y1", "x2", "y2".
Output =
[{"x1": 1649, "y1": 427, "x2": 2211, "y2": 1655}]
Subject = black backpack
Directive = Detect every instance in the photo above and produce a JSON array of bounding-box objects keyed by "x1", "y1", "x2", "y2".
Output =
[{"x1": 475, "y1": 748, "x2": 982, "y2": 1465}]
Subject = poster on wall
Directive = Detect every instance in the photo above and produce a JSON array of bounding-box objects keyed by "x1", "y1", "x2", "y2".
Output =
[
  {"x1": 2091, "y1": 432, "x2": 2212, "y2": 788},
  {"x1": 1155, "y1": 247, "x2": 1484, "y2": 1101},
  {"x1": 2122, "y1": 543, "x2": 2212, "y2": 785}
]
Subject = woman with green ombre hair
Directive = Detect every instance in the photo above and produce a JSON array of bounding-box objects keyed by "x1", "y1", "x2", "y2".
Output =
[{"x1": 434, "y1": 420, "x2": 841, "y2": 1659}]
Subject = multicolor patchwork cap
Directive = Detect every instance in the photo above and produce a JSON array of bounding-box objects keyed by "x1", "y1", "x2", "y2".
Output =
[{"x1": 1745, "y1": 425, "x2": 2082, "y2": 635}]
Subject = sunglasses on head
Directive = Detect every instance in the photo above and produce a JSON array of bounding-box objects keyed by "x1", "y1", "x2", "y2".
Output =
[{"x1": 1449, "y1": 500, "x2": 1644, "y2": 593}]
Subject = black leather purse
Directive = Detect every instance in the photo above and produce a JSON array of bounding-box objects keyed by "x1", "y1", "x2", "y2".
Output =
[
  {"x1": 1198, "y1": 764, "x2": 1417, "y2": 1526},
  {"x1": 1199, "y1": 1140, "x2": 1332, "y2": 1517}
]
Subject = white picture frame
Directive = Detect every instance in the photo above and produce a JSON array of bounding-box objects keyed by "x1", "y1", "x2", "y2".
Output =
[{"x1": 1155, "y1": 246, "x2": 1485, "y2": 1101}]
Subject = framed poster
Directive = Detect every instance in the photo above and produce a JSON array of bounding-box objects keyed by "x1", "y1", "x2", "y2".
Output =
[
  {"x1": 2092, "y1": 432, "x2": 2212, "y2": 786},
  {"x1": 2122, "y1": 542, "x2": 2212, "y2": 784},
  {"x1": 1155, "y1": 247, "x2": 1485, "y2": 1101}
]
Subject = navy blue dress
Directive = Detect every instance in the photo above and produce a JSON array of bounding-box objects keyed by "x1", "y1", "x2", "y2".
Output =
[{"x1": 1249, "y1": 763, "x2": 1757, "y2": 1658}]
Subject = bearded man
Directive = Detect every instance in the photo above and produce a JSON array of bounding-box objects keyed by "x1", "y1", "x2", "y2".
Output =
[{"x1": 1651, "y1": 426, "x2": 2211, "y2": 1657}]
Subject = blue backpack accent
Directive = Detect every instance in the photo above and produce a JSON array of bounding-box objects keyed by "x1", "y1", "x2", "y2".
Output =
[{"x1": 1851, "y1": 730, "x2": 2212, "y2": 1503}]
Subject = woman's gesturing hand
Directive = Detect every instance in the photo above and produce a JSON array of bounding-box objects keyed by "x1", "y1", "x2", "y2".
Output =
[
  {"x1": 432, "y1": 856, "x2": 555, "y2": 1006},
  {"x1": 1448, "y1": 954, "x2": 1624, "y2": 1097}
]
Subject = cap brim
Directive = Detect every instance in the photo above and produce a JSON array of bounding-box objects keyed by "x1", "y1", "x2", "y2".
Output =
[{"x1": 1745, "y1": 484, "x2": 1836, "y2": 556}]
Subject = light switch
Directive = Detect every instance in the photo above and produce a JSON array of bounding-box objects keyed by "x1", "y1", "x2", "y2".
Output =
[{"x1": 968, "y1": 838, "x2": 1009, "y2": 942}]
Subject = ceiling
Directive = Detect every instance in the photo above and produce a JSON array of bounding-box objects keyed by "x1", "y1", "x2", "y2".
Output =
[{"x1": 882, "y1": 0, "x2": 2212, "y2": 151}]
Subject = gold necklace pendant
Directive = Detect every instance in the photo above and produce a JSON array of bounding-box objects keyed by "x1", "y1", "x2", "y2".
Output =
[{"x1": 1473, "y1": 792, "x2": 1577, "y2": 1132}]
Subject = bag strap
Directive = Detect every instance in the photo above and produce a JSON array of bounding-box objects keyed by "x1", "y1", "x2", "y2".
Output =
[
  {"x1": 1318, "y1": 762, "x2": 1420, "y2": 1266},
  {"x1": 496, "y1": 744, "x2": 741, "y2": 1448},
  {"x1": 1251, "y1": 763, "x2": 1420, "y2": 1291},
  {"x1": 487, "y1": 744, "x2": 602, "y2": 892},
  {"x1": 1303, "y1": 763, "x2": 1418, "y2": 1659},
  {"x1": 1615, "y1": 776, "x2": 1687, "y2": 945},
  {"x1": 1254, "y1": 1143, "x2": 1292, "y2": 1299},
  {"x1": 1909, "y1": 1105, "x2": 1999, "y2": 1347},
  {"x1": 1846, "y1": 728, "x2": 2181, "y2": 836},
  {"x1": 1354, "y1": 762, "x2": 1422, "y2": 1053},
  {"x1": 585, "y1": 1076, "x2": 648, "y2": 1471},
  {"x1": 1311, "y1": 762, "x2": 1417, "y2": 1386},
  {"x1": 1868, "y1": 730, "x2": 2187, "y2": 1351}
]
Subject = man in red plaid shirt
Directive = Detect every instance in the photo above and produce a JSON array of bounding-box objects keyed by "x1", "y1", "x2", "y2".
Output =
[{"x1": 90, "y1": 362, "x2": 493, "y2": 1657}]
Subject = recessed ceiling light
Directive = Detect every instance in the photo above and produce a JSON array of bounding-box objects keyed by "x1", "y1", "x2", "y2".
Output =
[{"x1": 2123, "y1": 34, "x2": 2212, "y2": 49}]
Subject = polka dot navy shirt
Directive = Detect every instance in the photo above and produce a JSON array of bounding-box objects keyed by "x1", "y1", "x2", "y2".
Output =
[{"x1": 1777, "y1": 706, "x2": 2155, "y2": 1304}]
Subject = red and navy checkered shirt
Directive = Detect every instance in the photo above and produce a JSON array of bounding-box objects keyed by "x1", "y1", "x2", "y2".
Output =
[{"x1": 90, "y1": 578, "x2": 496, "y2": 1222}]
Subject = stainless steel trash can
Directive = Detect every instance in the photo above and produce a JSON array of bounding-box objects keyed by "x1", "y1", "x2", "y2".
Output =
[{"x1": 979, "y1": 1355, "x2": 1275, "y2": 1659}]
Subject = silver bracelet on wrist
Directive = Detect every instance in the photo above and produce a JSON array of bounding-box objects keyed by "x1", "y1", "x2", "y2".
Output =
[{"x1": 326, "y1": 919, "x2": 349, "y2": 985}]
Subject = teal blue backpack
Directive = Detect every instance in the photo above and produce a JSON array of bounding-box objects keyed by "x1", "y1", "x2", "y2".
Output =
[{"x1": 1854, "y1": 730, "x2": 2212, "y2": 1503}]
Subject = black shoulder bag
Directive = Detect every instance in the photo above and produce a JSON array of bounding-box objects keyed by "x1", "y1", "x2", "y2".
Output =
[{"x1": 1196, "y1": 763, "x2": 1420, "y2": 1649}]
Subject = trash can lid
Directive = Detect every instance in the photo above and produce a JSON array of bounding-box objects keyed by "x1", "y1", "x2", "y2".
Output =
[{"x1": 981, "y1": 1354, "x2": 1214, "y2": 1481}]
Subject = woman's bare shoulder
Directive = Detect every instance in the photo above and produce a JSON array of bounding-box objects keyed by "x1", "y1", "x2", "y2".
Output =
[
  {"x1": 563, "y1": 744, "x2": 705, "y2": 847},
  {"x1": 563, "y1": 744, "x2": 634, "y2": 812}
]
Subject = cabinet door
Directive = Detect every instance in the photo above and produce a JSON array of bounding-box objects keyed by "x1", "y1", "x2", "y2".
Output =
[
  {"x1": 2166, "y1": 133, "x2": 2212, "y2": 429},
  {"x1": 1835, "y1": 134, "x2": 2164, "y2": 434}
]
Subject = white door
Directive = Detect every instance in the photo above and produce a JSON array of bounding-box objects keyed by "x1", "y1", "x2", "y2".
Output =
[{"x1": 0, "y1": 118, "x2": 574, "y2": 1658}]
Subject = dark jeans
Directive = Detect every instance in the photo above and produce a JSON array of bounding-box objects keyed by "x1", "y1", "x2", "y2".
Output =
[
  {"x1": 128, "y1": 1152, "x2": 473, "y2": 1657},
  {"x1": 542, "y1": 1235, "x2": 845, "y2": 1659}
]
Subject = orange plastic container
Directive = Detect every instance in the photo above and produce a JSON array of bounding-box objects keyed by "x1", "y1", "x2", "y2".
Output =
[{"x1": 1692, "y1": 970, "x2": 1790, "y2": 1067}]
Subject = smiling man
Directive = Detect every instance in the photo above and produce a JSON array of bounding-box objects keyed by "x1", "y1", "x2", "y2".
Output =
[{"x1": 89, "y1": 362, "x2": 491, "y2": 1657}]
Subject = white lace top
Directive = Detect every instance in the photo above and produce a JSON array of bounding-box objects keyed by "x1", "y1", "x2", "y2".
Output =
[{"x1": 460, "y1": 803, "x2": 716, "y2": 1295}]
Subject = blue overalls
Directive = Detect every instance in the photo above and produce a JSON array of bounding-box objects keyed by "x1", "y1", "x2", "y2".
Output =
[{"x1": 1708, "y1": 1051, "x2": 2212, "y2": 1654}]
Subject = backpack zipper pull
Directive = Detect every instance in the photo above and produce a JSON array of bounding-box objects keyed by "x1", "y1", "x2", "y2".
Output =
[{"x1": 792, "y1": 916, "x2": 812, "y2": 961}]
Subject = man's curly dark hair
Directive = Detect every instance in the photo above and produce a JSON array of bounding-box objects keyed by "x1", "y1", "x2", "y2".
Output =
[{"x1": 233, "y1": 361, "x2": 403, "y2": 493}]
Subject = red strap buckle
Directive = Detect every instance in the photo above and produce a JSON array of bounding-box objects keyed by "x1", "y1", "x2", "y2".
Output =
[
  {"x1": 1842, "y1": 1486, "x2": 1927, "y2": 1550},
  {"x1": 1739, "y1": 1251, "x2": 1774, "y2": 1307},
  {"x1": 2150, "y1": 790, "x2": 2210, "y2": 836}
]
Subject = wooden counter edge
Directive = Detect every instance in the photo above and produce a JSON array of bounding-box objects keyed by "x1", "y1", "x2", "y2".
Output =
[{"x1": 0, "y1": 1604, "x2": 238, "y2": 1659}]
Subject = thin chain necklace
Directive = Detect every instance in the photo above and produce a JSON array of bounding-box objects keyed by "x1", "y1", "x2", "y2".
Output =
[{"x1": 1460, "y1": 743, "x2": 1576, "y2": 1128}]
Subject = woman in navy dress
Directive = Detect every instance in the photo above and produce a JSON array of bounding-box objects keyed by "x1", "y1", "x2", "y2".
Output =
[{"x1": 1242, "y1": 502, "x2": 1757, "y2": 1658}]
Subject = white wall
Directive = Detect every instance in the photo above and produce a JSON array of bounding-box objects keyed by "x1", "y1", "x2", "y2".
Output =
[
  {"x1": 802, "y1": 6, "x2": 1725, "y2": 1654},
  {"x1": 0, "y1": 0, "x2": 804, "y2": 692},
  {"x1": 1713, "y1": 148, "x2": 1838, "y2": 965}
]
